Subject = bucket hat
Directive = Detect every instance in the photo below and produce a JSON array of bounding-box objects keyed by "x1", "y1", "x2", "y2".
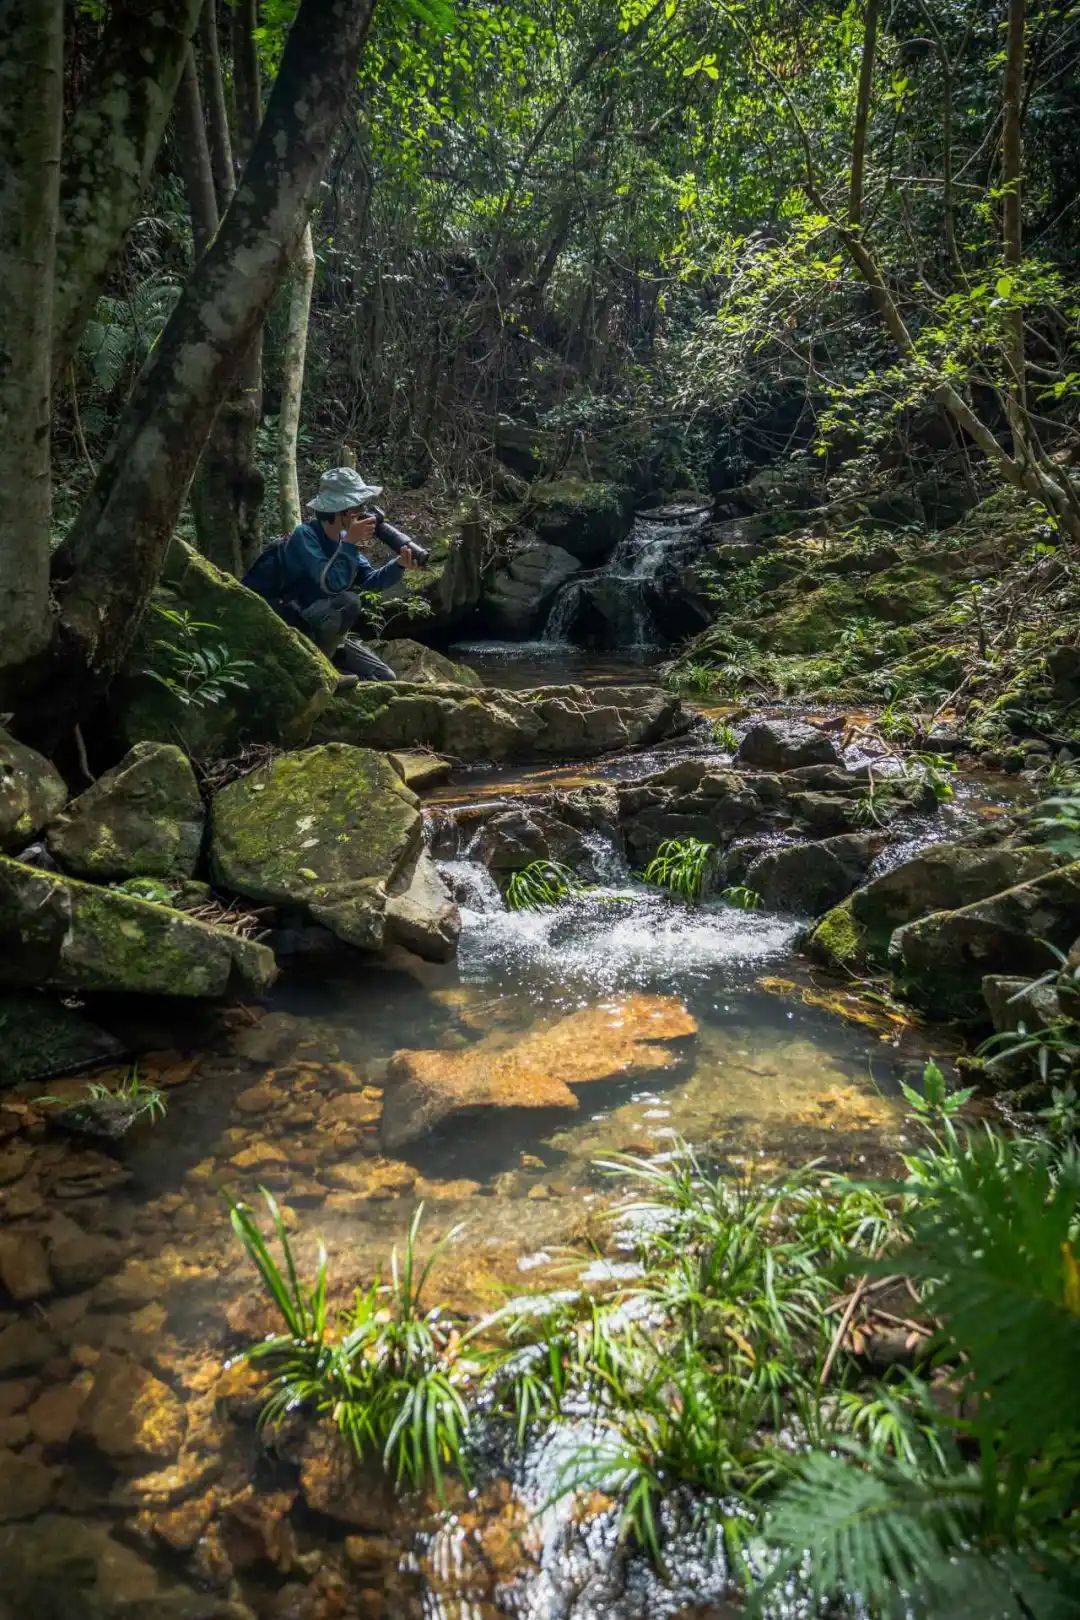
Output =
[{"x1": 305, "y1": 466, "x2": 383, "y2": 514}]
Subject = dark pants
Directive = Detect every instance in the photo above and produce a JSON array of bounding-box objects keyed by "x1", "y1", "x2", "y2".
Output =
[{"x1": 297, "y1": 594, "x2": 395, "y2": 680}]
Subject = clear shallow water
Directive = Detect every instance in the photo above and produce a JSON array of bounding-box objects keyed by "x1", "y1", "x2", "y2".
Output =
[{"x1": 0, "y1": 722, "x2": 971, "y2": 1619}]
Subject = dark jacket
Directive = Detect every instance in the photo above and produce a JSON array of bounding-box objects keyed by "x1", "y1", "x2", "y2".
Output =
[{"x1": 282, "y1": 519, "x2": 404, "y2": 608}]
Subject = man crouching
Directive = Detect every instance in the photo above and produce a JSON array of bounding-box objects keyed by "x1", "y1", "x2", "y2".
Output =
[{"x1": 285, "y1": 466, "x2": 418, "y2": 684}]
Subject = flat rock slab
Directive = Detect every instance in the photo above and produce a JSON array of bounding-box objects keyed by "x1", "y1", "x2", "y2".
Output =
[
  {"x1": 381, "y1": 994, "x2": 697, "y2": 1148},
  {"x1": 0, "y1": 992, "x2": 125, "y2": 1086},
  {"x1": 0, "y1": 856, "x2": 274, "y2": 998},
  {"x1": 46, "y1": 741, "x2": 203, "y2": 881},
  {"x1": 315, "y1": 681, "x2": 689, "y2": 763},
  {"x1": 210, "y1": 743, "x2": 421, "y2": 951}
]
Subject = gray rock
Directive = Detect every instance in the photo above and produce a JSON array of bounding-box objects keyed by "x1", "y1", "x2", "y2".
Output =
[
  {"x1": 0, "y1": 729, "x2": 67, "y2": 853},
  {"x1": 736, "y1": 720, "x2": 840, "y2": 771},
  {"x1": 384, "y1": 850, "x2": 460, "y2": 962},
  {"x1": 46, "y1": 742, "x2": 203, "y2": 881},
  {"x1": 368, "y1": 638, "x2": 480, "y2": 688},
  {"x1": 210, "y1": 744, "x2": 421, "y2": 951},
  {"x1": 526, "y1": 478, "x2": 634, "y2": 563},
  {"x1": 891, "y1": 859, "x2": 1080, "y2": 1018},
  {"x1": 484, "y1": 541, "x2": 582, "y2": 635},
  {"x1": 807, "y1": 841, "x2": 1061, "y2": 972},
  {"x1": 0, "y1": 856, "x2": 275, "y2": 998},
  {"x1": 746, "y1": 833, "x2": 878, "y2": 915},
  {"x1": 0, "y1": 992, "x2": 124, "y2": 1086}
]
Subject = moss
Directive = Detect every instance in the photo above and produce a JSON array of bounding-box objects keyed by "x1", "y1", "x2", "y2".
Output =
[
  {"x1": 527, "y1": 477, "x2": 634, "y2": 561},
  {"x1": 806, "y1": 897, "x2": 865, "y2": 969}
]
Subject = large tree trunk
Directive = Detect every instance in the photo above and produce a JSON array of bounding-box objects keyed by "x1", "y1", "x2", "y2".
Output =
[
  {"x1": 23, "y1": 0, "x2": 378, "y2": 732},
  {"x1": 51, "y1": 0, "x2": 202, "y2": 384},
  {"x1": 278, "y1": 223, "x2": 316, "y2": 531},
  {"x1": 190, "y1": 0, "x2": 265, "y2": 574},
  {"x1": 0, "y1": 0, "x2": 64, "y2": 677},
  {"x1": 1001, "y1": 0, "x2": 1027, "y2": 436}
]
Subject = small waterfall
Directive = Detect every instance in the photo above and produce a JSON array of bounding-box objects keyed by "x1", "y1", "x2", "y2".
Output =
[{"x1": 543, "y1": 507, "x2": 709, "y2": 650}]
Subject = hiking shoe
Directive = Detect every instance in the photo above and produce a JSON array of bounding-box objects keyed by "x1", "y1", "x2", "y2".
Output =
[{"x1": 334, "y1": 673, "x2": 360, "y2": 693}]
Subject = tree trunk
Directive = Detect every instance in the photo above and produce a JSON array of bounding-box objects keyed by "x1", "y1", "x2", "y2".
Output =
[
  {"x1": 278, "y1": 223, "x2": 316, "y2": 531},
  {"x1": 191, "y1": 0, "x2": 265, "y2": 573},
  {"x1": 0, "y1": 0, "x2": 63, "y2": 678},
  {"x1": 51, "y1": 0, "x2": 202, "y2": 385},
  {"x1": 1002, "y1": 0, "x2": 1026, "y2": 431},
  {"x1": 848, "y1": 0, "x2": 880, "y2": 226},
  {"x1": 174, "y1": 46, "x2": 219, "y2": 258},
  {"x1": 25, "y1": 0, "x2": 379, "y2": 731},
  {"x1": 198, "y1": 0, "x2": 235, "y2": 204}
]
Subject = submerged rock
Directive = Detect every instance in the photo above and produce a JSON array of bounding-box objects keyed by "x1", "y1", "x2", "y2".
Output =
[
  {"x1": 891, "y1": 859, "x2": 1080, "y2": 1018},
  {"x1": 0, "y1": 856, "x2": 275, "y2": 998},
  {"x1": 0, "y1": 1448, "x2": 59, "y2": 1521},
  {"x1": 81, "y1": 1352, "x2": 186, "y2": 1465},
  {"x1": 807, "y1": 842, "x2": 1060, "y2": 972},
  {"x1": 382, "y1": 995, "x2": 697, "y2": 1148},
  {"x1": 46, "y1": 741, "x2": 203, "y2": 881},
  {"x1": 210, "y1": 743, "x2": 422, "y2": 951},
  {"x1": 736, "y1": 720, "x2": 840, "y2": 772},
  {"x1": 115, "y1": 539, "x2": 338, "y2": 759},
  {"x1": 0, "y1": 728, "x2": 68, "y2": 853}
]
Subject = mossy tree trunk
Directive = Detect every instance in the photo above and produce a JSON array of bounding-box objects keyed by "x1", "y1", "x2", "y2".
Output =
[
  {"x1": 189, "y1": 0, "x2": 266, "y2": 576},
  {"x1": 0, "y1": 0, "x2": 63, "y2": 677},
  {"x1": 51, "y1": 0, "x2": 203, "y2": 386},
  {"x1": 24, "y1": 0, "x2": 379, "y2": 737}
]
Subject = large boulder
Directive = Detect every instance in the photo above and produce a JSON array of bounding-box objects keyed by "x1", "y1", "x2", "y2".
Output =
[
  {"x1": 384, "y1": 850, "x2": 460, "y2": 962},
  {"x1": 736, "y1": 720, "x2": 840, "y2": 772},
  {"x1": 46, "y1": 742, "x2": 203, "y2": 881},
  {"x1": 210, "y1": 744, "x2": 421, "y2": 950},
  {"x1": 315, "y1": 681, "x2": 688, "y2": 763},
  {"x1": 0, "y1": 856, "x2": 274, "y2": 997},
  {"x1": 115, "y1": 540, "x2": 338, "y2": 759},
  {"x1": 368, "y1": 638, "x2": 480, "y2": 688},
  {"x1": 382, "y1": 995, "x2": 697, "y2": 1148},
  {"x1": 483, "y1": 541, "x2": 582, "y2": 635},
  {"x1": 807, "y1": 842, "x2": 1060, "y2": 971},
  {"x1": 526, "y1": 478, "x2": 634, "y2": 564},
  {"x1": 0, "y1": 729, "x2": 67, "y2": 853},
  {"x1": 382, "y1": 503, "x2": 492, "y2": 636},
  {"x1": 891, "y1": 860, "x2": 1080, "y2": 1018}
]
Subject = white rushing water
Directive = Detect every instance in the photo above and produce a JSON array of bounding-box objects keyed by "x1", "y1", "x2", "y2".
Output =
[{"x1": 543, "y1": 509, "x2": 710, "y2": 650}]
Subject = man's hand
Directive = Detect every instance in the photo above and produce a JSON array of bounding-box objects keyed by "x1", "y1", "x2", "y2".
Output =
[
  {"x1": 398, "y1": 543, "x2": 419, "y2": 570},
  {"x1": 345, "y1": 514, "x2": 378, "y2": 547}
]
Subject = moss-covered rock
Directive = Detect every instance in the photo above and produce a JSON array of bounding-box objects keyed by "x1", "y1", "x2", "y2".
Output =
[
  {"x1": 210, "y1": 744, "x2": 422, "y2": 950},
  {"x1": 807, "y1": 842, "x2": 1062, "y2": 972},
  {"x1": 367, "y1": 638, "x2": 481, "y2": 688},
  {"x1": 115, "y1": 540, "x2": 338, "y2": 760},
  {"x1": 0, "y1": 729, "x2": 67, "y2": 853},
  {"x1": 46, "y1": 742, "x2": 203, "y2": 881},
  {"x1": 0, "y1": 856, "x2": 275, "y2": 997},
  {"x1": 526, "y1": 478, "x2": 634, "y2": 563},
  {"x1": 891, "y1": 859, "x2": 1080, "y2": 1019},
  {"x1": 314, "y1": 681, "x2": 687, "y2": 763}
]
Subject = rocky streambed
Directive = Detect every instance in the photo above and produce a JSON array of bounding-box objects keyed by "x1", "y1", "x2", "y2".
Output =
[{"x1": 0, "y1": 623, "x2": 1075, "y2": 1617}]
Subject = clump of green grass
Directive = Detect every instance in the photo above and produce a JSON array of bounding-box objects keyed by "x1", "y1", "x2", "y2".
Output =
[
  {"x1": 37, "y1": 1065, "x2": 167, "y2": 1137},
  {"x1": 711, "y1": 718, "x2": 739, "y2": 750},
  {"x1": 505, "y1": 858, "x2": 583, "y2": 911},
  {"x1": 230, "y1": 1195, "x2": 469, "y2": 1493},
  {"x1": 642, "y1": 837, "x2": 716, "y2": 904},
  {"x1": 719, "y1": 884, "x2": 761, "y2": 910}
]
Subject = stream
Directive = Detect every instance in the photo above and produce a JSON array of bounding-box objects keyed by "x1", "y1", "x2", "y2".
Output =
[{"x1": 0, "y1": 634, "x2": 1015, "y2": 1620}]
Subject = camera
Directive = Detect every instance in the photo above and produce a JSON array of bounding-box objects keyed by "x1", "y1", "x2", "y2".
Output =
[{"x1": 367, "y1": 506, "x2": 429, "y2": 567}]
